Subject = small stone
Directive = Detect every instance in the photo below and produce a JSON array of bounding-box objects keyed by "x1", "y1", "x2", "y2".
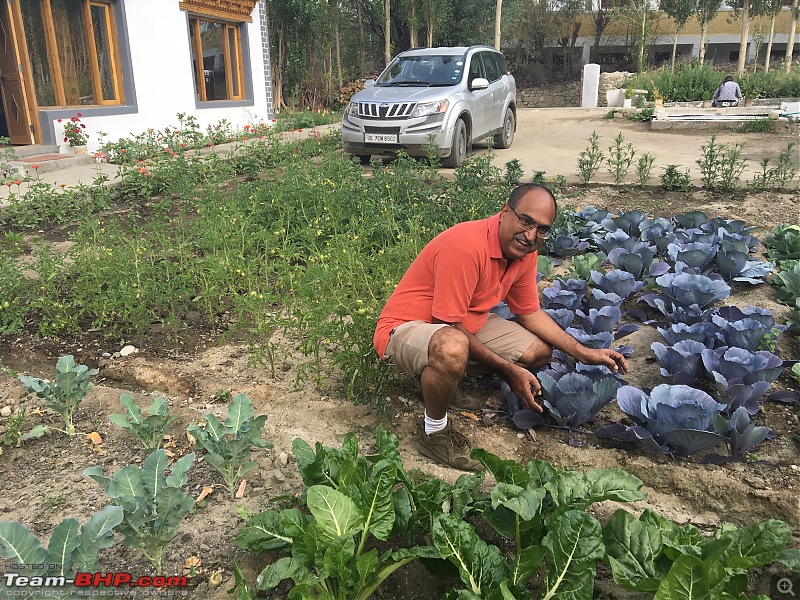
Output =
[
  {"x1": 791, "y1": 465, "x2": 798, "y2": 471},
  {"x1": 120, "y1": 345, "x2": 138, "y2": 357},
  {"x1": 102, "y1": 352, "x2": 112, "y2": 358},
  {"x1": 113, "y1": 352, "x2": 121, "y2": 358},
  {"x1": 97, "y1": 359, "x2": 108, "y2": 368},
  {"x1": 398, "y1": 396, "x2": 408, "y2": 404},
  {"x1": 277, "y1": 451, "x2": 289, "y2": 466},
  {"x1": 0, "y1": 406, "x2": 12, "y2": 418},
  {"x1": 272, "y1": 471, "x2": 286, "y2": 483},
  {"x1": 516, "y1": 433, "x2": 524, "y2": 439}
]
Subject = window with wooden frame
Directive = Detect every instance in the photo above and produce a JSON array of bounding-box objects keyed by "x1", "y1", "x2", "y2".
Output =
[
  {"x1": 20, "y1": 0, "x2": 123, "y2": 108},
  {"x1": 188, "y1": 17, "x2": 245, "y2": 102}
]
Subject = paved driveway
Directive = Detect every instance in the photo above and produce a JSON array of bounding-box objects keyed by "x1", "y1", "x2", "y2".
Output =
[{"x1": 477, "y1": 107, "x2": 796, "y2": 185}]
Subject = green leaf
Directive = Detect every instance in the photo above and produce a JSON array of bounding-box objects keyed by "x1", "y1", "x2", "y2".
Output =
[
  {"x1": 433, "y1": 513, "x2": 508, "y2": 596},
  {"x1": 779, "y1": 548, "x2": 800, "y2": 575},
  {"x1": 141, "y1": 449, "x2": 169, "y2": 501},
  {"x1": 355, "y1": 548, "x2": 381, "y2": 594},
  {"x1": 107, "y1": 465, "x2": 144, "y2": 509},
  {"x1": 73, "y1": 505, "x2": 123, "y2": 572},
  {"x1": 257, "y1": 557, "x2": 316, "y2": 590},
  {"x1": 359, "y1": 460, "x2": 396, "y2": 541},
  {"x1": 391, "y1": 488, "x2": 412, "y2": 536},
  {"x1": 491, "y1": 483, "x2": 545, "y2": 522},
  {"x1": 722, "y1": 519, "x2": 792, "y2": 570},
  {"x1": 148, "y1": 395, "x2": 171, "y2": 416},
  {"x1": 602, "y1": 509, "x2": 668, "y2": 593},
  {"x1": 233, "y1": 510, "x2": 293, "y2": 554},
  {"x1": 45, "y1": 519, "x2": 80, "y2": 576},
  {"x1": 21, "y1": 424, "x2": 49, "y2": 441},
  {"x1": 526, "y1": 460, "x2": 557, "y2": 488},
  {"x1": 373, "y1": 426, "x2": 403, "y2": 467},
  {"x1": 545, "y1": 470, "x2": 646, "y2": 515},
  {"x1": 510, "y1": 545, "x2": 543, "y2": 587},
  {"x1": 108, "y1": 413, "x2": 133, "y2": 429},
  {"x1": 540, "y1": 510, "x2": 604, "y2": 600},
  {"x1": 322, "y1": 534, "x2": 357, "y2": 584},
  {"x1": 0, "y1": 522, "x2": 47, "y2": 573},
  {"x1": 165, "y1": 453, "x2": 195, "y2": 488},
  {"x1": 653, "y1": 555, "x2": 712, "y2": 600},
  {"x1": 307, "y1": 485, "x2": 364, "y2": 542},
  {"x1": 226, "y1": 393, "x2": 254, "y2": 435},
  {"x1": 471, "y1": 448, "x2": 530, "y2": 487},
  {"x1": 119, "y1": 394, "x2": 144, "y2": 424}
]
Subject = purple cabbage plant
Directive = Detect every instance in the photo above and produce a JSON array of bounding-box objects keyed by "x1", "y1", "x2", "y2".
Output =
[
  {"x1": 576, "y1": 306, "x2": 621, "y2": 334},
  {"x1": 552, "y1": 278, "x2": 589, "y2": 296},
  {"x1": 542, "y1": 288, "x2": 584, "y2": 312},
  {"x1": 537, "y1": 367, "x2": 622, "y2": 427},
  {"x1": 566, "y1": 327, "x2": 613, "y2": 349},
  {"x1": 708, "y1": 308, "x2": 784, "y2": 351},
  {"x1": 651, "y1": 340, "x2": 707, "y2": 385},
  {"x1": 596, "y1": 230, "x2": 639, "y2": 255},
  {"x1": 714, "y1": 240, "x2": 773, "y2": 284},
  {"x1": 598, "y1": 384, "x2": 726, "y2": 456},
  {"x1": 585, "y1": 289, "x2": 625, "y2": 310},
  {"x1": 607, "y1": 244, "x2": 670, "y2": 280},
  {"x1": 701, "y1": 346, "x2": 784, "y2": 414},
  {"x1": 590, "y1": 269, "x2": 645, "y2": 301},
  {"x1": 657, "y1": 322, "x2": 717, "y2": 347},
  {"x1": 544, "y1": 308, "x2": 575, "y2": 330},
  {"x1": 641, "y1": 217, "x2": 677, "y2": 255},
  {"x1": 667, "y1": 242, "x2": 717, "y2": 272},
  {"x1": 601, "y1": 210, "x2": 649, "y2": 237},
  {"x1": 674, "y1": 211, "x2": 709, "y2": 230},
  {"x1": 641, "y1": 272, "x2": 731, "y2": 324},
  {"x1": 712, "y1": 406, "x2": 773, "y2": 459},
  {"x1": 548, "y1": 234, "x2": 591, "y2": 257}
]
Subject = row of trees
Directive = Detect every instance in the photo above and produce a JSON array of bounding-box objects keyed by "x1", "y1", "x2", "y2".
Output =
[{"x1": 266, "y1": 0, "x2": 800, "y2": 109}]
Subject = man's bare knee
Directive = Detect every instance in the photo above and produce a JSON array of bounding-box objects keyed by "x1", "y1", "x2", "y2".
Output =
[
  {"x1": 428, "y1": 327, "x2": 469, "y2": 376},
  {"x1": 518, "y1": 339, "x2": 553, "y2": 370}
]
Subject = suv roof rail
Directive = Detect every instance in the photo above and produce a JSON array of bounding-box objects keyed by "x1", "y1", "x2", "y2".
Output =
[{"x1": 466, "y1": 44, "x2": 497, "y2": 53}]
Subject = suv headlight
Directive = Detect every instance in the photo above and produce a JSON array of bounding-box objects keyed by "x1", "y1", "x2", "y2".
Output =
[
  {"x1": 411, "y1": 100, "x2": 449, "y2": 118},
  {"x1": 348, "y1": 102, "x2": 359, "y2": 117}
]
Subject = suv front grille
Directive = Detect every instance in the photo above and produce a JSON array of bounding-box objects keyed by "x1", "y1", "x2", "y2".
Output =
[
  {"x1": 364, "y1": 126, "x2": 401, "y2": 135},
  {"x1": 356, "y1": 102, "x2": 416, "y2": 119}
]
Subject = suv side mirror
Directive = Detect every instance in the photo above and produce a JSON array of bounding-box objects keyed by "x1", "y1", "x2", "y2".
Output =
[
  {"x1": 470, "y1": 77, "x2": 489, "y2": 91},
  {"x1": 364, "y1": 79, "x2": 376, "y2": 89}
]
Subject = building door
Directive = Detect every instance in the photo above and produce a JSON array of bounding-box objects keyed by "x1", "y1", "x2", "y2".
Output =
[{"x1": 0, "y1": 0, "x2": 35, "y2": 144}]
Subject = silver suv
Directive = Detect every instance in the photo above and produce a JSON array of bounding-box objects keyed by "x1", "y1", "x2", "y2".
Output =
[{"x1": 341, "y1": 46, "x2": 516, "y2": 168}]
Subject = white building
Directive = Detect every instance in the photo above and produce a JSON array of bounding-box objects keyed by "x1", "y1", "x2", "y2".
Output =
[{"x1": 0, "y1": 0, "x2": 274, "y2": 151}]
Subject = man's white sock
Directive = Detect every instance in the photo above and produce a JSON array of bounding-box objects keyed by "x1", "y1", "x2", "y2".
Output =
[{"x1": 424, "y1": 412, "x2": 448, "y2": 436}]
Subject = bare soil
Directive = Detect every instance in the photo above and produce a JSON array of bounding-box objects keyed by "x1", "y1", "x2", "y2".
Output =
[{"x1": 1, "y1": 187, "x2": 799, "y2": 599}]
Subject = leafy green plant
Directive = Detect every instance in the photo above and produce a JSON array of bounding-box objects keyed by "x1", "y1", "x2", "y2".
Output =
[
  {"x1": 84, "y1": 449, "x2": 196, "y2": 573},
  {"x1": 765, "y1": 225, "x2": 800, "y2": 263},
  {"x1": 603, "y1": 508, "x2": 793, "y2": 598},
  {"x1": 697, "y1": 135, "x2": 724, "y2": 190},
  {"x1": 564, "y1": 253, "x2": 606, "y2": 281},
  {"x1": 626, "y1": 106, "x2": 655, "y2": 122},
  {"x1": 775, "y1": 142, "x2": 798, "y2": 189},
  {"x1": 577, "y1": 131, "x2": 604, "y2": 184},
  {"x1": 607, "y1": 132, "x2": 636, "y2": 185},
  {"x1": 736, "y1": 119, "x2": 773, "y2": 133},
  {"x1": 186, "y1": 393, "x2": 271, "y2": 498},
  {"x1": 109, "y1": 394, "x2": 177, "y2": 452},
  {"x1": 18, "y1": 355, "x2": 98, "y2": 436},
  {"x1": 660, "y1": 164, "x2": 691, "y2": 191},
  {"x1": 772, "y1": 261, "x2": 800, "y2": 304},
  {"x1": 0, "y1": 406, "x2": 45, "y2": 447},
  {"x1": 636, "y1": 152, "x2": 656, "y2": 186},
  {"x1": 233, "y1": 427, "x2": 449, "y2": 600},
  {"x1": 696, "y1": 135, "x2": 747, "y2": 192},
  {"x1": 0, "y1": 506, "x2": 123, "y2": 593},
  {"x1": 432, "y1": 449, "x2": 647, "y2": 599},
  {"x1": 749, "y1": 158, "x2": 778, "y2": 192}
]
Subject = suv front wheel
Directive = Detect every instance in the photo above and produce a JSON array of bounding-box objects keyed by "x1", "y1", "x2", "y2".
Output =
[
  {"x1": 494, "y1": 109, "x2": 515, "y2": 149},
  {"x1": 442, "y1": 118, "x2": 468, "y2": 168}
]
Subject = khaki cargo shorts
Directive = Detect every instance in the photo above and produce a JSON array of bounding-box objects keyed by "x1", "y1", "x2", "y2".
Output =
[{"x1": 383, "y1": 314, "x2": 538, "y2": 376}]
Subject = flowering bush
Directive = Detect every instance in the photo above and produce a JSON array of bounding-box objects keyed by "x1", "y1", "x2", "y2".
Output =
[{"x1": 61, "y1": 113, "x2": 87, "y2": 147}]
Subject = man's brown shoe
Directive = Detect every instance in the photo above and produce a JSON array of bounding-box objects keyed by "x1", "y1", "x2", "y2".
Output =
[
  {"x1": 417, "y1": 421, "x2": 480, "y2": 471},
  {"x1": 414, "y1": 376, "x2": 487, "y2": 412}
]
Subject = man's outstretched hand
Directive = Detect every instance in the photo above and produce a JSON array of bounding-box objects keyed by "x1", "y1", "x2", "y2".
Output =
[
  {"x1": 579, "y1": 348, "x2": 630, "y2": 375},
  {"x1": 503, "y1": 363, "x2": 543, "y2": 412}
]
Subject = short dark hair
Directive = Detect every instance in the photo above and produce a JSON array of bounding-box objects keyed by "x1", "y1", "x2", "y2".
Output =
[
  {"x1": 507, "y1": 183, "x2": 557, "y2": 214},
  {"x1": 724, "y1": 75, "x2": 734, "y2": 83}
]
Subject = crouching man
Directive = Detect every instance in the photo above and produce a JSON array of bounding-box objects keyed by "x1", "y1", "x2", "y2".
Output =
[{"x1": 373, "y1": 184, "x2": 629, "y2": 470}]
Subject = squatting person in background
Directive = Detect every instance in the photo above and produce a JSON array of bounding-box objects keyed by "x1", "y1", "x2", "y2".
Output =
[
  {"x1": 712, "y1": 76, "x2": 743, "y2": 107},
  {"x1": 373, "y1": 184, "x2": 629, "y2": 471}
]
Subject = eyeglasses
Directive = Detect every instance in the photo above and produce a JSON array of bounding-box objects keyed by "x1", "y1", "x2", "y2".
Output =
[{"x1": 508, "y1": 205, "x2": 552, "y2": 239}]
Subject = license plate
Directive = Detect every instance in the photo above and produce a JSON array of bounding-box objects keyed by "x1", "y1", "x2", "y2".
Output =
[{"x1": 364, "y1": 133, "x2": 397, "y2": 143}]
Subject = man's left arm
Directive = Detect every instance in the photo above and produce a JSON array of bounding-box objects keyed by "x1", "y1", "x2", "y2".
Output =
[{"x1": 515, "y1": 310, "x2": 629, "y2": 375}]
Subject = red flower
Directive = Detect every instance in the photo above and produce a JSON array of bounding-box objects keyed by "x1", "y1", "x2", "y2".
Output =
[
  {"x1": 32, "y1": 164, "x2": 40, "y2": 169},
  {"x1": 13, "y1": 179, "x2": 22, "y2": 185},
  {"x1": 77, "y1": 112, "x2": 82, "y2": 117},
  {"x1": 81, "y1": 124, "x2": 86, "y2": 128},
  {"x1": 71, "y1": 116, "x2": 79, "y2": 122},
  {"x1": 64, "y1": 137, "x2": 68, "y2": 142},
  {"x1": 57, "y1": 118, "x2": 62, "y2": 123}
]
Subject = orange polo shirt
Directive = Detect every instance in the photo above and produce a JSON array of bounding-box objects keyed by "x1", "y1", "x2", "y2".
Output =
[{"x1": 374, "y1": 212, "x2": 541, "y2": 358}]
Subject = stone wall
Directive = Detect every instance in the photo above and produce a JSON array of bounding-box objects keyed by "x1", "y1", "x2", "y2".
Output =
[
  {"x1": 517, "y1": 73, "x2": 637, "y2": 108},
  {"x1": 517, "y1": 82, "x2": 580, "y2": 108}
]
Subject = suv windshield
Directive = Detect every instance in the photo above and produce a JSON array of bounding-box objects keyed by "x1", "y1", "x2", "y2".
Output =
[{"x1": 375, "y1": 55, "x2": 465, "y2": 87}]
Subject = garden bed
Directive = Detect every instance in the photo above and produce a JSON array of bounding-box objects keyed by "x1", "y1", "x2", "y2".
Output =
[{"x1": 0, "y1": 138, "x2": 798, "y2": 598}]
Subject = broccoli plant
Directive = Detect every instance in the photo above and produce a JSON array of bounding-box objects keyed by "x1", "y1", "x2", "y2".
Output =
[
  {"x1": 0, "y1": 506, "x2": 122, "y2": 594},
  {"x1": 187, "y1": 393, "x2": 271, "y2": 498},
  {"x1": 109, "y1": 394, "x2": 177, "y2": 452},
  {"x1": 84, "y1": 449, "x2": 195, "y2": 573},
  {"x1": 18, "y1": 355, "x2": 98, "y2": 436}
]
